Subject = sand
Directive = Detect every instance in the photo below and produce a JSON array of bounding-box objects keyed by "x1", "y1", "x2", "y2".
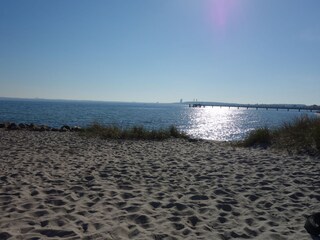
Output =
[{"x1": 0, "y1": 129, "x2": 319, "y2": 240}]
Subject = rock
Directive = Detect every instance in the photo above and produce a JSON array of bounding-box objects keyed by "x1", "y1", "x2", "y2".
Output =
[
  {"x1": 8, "y1": 123, "x2": 19, "y2": 130},
  {"x1": 28, "y1": 123, "x2": 38, "y2": 131},
  {"x1": 60, "y1": 125, "x2": 71, "y2": 132},
  {"x1": 71, "y1": 126, "x2": 82, "y2": 132},
  {"x1": 62, "y1": 125, "x2": 71, "y2": 130},
  {"x1": 0, "y1": 122, "x2": 79, "y2": 132},
  {"x1": 32, "y1": 126, "x2": 41, "y2": 131},
  {"x1": 3, "y1": 122, "x2": 11, "y2": 128},
  {"x1": 39, "y1": 125, "x2": 50, "y2": 132},
  {"x1": 18, "y1": 123, "x2": 27, "y2": 129}
]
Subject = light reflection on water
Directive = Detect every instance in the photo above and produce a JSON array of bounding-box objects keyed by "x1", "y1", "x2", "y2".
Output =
[
  {"x1": 183, "y1": 106, "x2": 316, "y2": 141},
  {"x1": 187, "y1": 107, "x2": 242, "y2": 141},
  {"x1": 0, "y1": 100, "x2": 317, "y2": 141}
]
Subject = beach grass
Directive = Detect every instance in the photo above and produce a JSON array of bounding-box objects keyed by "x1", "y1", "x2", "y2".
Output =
[
  {"x1": 241, "y1": 115, "x2": 320, "y2": 155},
  {"x1": 80, "y1": 123, "x2": 189, "y2": 140}
]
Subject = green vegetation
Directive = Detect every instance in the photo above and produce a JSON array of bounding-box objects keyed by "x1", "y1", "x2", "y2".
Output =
[
  {"x1": 243, "y1": 128, "x2": 271, "y2": 148},
  {"x1": 80, "y1": 123, "x2": 189, "y2": 140},
  {"x1": 241, "y1": 115, "x2": 320, "y2": 155}
]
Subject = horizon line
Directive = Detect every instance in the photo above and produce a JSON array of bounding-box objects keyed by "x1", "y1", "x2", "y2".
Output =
[{"x1": 0, "y1": 96, "x2": 318, "y2": 107}]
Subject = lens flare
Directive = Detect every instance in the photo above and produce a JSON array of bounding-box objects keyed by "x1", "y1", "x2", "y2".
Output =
[{"x1": 208, "y1": 0, "x2": 241, "y2": 30}]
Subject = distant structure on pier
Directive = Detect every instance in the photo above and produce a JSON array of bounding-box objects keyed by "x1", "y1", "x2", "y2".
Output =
[{"x1": 180, "y1": 99, "x2": 183, "y2": 104}]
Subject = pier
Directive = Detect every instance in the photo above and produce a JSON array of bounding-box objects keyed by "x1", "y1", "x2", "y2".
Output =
[{"x1": 188, "y1": 103, "x2": 320, "y2": 112}]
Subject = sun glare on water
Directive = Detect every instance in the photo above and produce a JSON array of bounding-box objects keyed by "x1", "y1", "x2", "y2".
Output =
[{"x1": 186, "y1": 107, "x2": 246, "y2": 141}]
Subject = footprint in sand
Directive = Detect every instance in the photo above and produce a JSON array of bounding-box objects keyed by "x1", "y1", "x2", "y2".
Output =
[
  {"x1": 32, "y1": 210, "x2": 49, "y2": 217},
  {"x1": 243, "y1": 227, "x2": 258, "y2": 237},
  {"x1": 188, "y1": 216, "x2": 200, "y2": 227},
  {"x1": 168, "y1": 216, "x2": 181, "y2": 222},
  {"x1": 218, "y1": 216, "x2": 228, "y2": 223},
  {"x1": 36, "y1": 229, "x2": 77, "y2": 238},
  {"x1": 124, "y1": 205, "x2": 140, "y2": 213},
  {"x1": 45, "y1": 198, "x2": 66, "y2": 207},
  {"x1": 128, "y1": 214, "x2": 150, "y2": 228},
  {"x1": 216, "y1": 203, "x2": 233, "y2": 212},
  {"x1": 0, "y1": 232, "x2": 12, "y2": 240},
  {"x1": 246, "y1": 194, "x2": 259, "y2": 202},
  {"x1": 44, "y1": 189, "x2": 64, "y2": 195},
  {"x1": 128, "y1": 228, "x2": 140, "y2": 238},
  {"x1": 121, "y1": 192, "x2": 135, "y2": 200},
  {"x1": 40, "y1": 220, "x2": 49, "y2": 227},
  {"x1": 149, "y1": 201, "x2": 161, "y2": 208},
  {"x1": 190, "y1": 195, "x2": 209, "y2": 201},
  {"x1": 173, "y1": 223, "x2": 185, "y2": 230},
  {"x1": 21, "y1": 203, "x2": 33, "y2": 210}
]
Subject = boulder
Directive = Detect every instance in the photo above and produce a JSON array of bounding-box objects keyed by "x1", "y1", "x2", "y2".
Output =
[
  {"x1": 71, "y1": 126, "x2": 82, "y2": 132},
  {"x1": 18, "y1": 123, "x2": 27, "y2": 129},
  {"x1": 8, "y1": 123, "x2": 19, "y2": 130},
  {"x1": 39, "y1": 125, "x2": 50, "y2": 132},
  {"x1": 29, "y1": 124, "x2": 40, "y2": 131},
  {"x1": 60, "y1": 125, "x2": 71, "y2": 132},
  {"x1": 0, "y1": 122, "x2": 10, "y2": 129},
  {"x1": 27, "y1": 123, "x2": 37, "y2": 130},
  {"x1": 60, "y1": 127, "x2": 69, "y2": 132}
]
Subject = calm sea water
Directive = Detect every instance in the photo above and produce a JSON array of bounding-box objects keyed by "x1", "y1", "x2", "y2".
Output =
[{"x1": 0, "y1": 99, "x2": 317, "y2": 141}]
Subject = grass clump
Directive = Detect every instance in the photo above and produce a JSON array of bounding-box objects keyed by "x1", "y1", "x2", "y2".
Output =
[
  {"x1": 241, "y1": 115, "x2": 320, "y2": 155},
  {"x1": 243, "y1": 128, "x2": 271, "y2": 148},
  {"x1": 80, "y1": 123, "x2": 188, "y2": 140}
]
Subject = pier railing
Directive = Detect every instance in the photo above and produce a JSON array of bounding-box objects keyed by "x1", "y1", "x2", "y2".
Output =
[{"x1": 187, "y1": 103, "x2": 320, "y2": 112}]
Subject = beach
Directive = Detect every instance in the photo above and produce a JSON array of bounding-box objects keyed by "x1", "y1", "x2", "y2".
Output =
[{"x1": 0, "y1": 129, "x2": 319, "y2": 239}]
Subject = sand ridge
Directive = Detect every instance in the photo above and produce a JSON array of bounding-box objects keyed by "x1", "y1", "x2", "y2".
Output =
[{"x1": 0, "y1": 129, "x2": 319, "y2": 239}]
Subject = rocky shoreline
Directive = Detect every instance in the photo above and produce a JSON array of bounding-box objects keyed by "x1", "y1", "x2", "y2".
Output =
[{"x1": 0, "y1": 122, "x2": 81, "y2": 132}]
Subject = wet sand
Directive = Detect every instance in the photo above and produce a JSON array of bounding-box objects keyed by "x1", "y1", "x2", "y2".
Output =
[{"x1": 0, "y1": 129, "x2": 319, "y2": 239}]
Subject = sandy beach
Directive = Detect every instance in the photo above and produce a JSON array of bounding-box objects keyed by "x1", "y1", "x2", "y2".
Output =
[{"x1": 0, "y1": 129, "x2": 319, "y2": 240}]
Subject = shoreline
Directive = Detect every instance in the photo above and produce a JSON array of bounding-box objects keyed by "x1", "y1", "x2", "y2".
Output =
[
  {"x1": 0, "y1": 122, "x2": 82, "y2": 132},
  {"x1": 0, "y1": 130, "x2": 319, "y2": 239}
]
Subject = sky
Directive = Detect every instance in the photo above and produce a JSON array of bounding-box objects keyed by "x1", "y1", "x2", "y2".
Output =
[{"x1": 0, "y1": 0, "x2": 320, "y2": 104}]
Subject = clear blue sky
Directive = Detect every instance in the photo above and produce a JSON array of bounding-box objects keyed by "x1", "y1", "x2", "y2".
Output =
[{"x1": 1, "y1": 0, "x2": 320, "y2": 104}]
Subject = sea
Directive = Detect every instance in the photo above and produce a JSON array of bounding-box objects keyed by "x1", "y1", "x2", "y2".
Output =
[{"x1": 0, "y1": 99, "x2": 317, "y2": 141}]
